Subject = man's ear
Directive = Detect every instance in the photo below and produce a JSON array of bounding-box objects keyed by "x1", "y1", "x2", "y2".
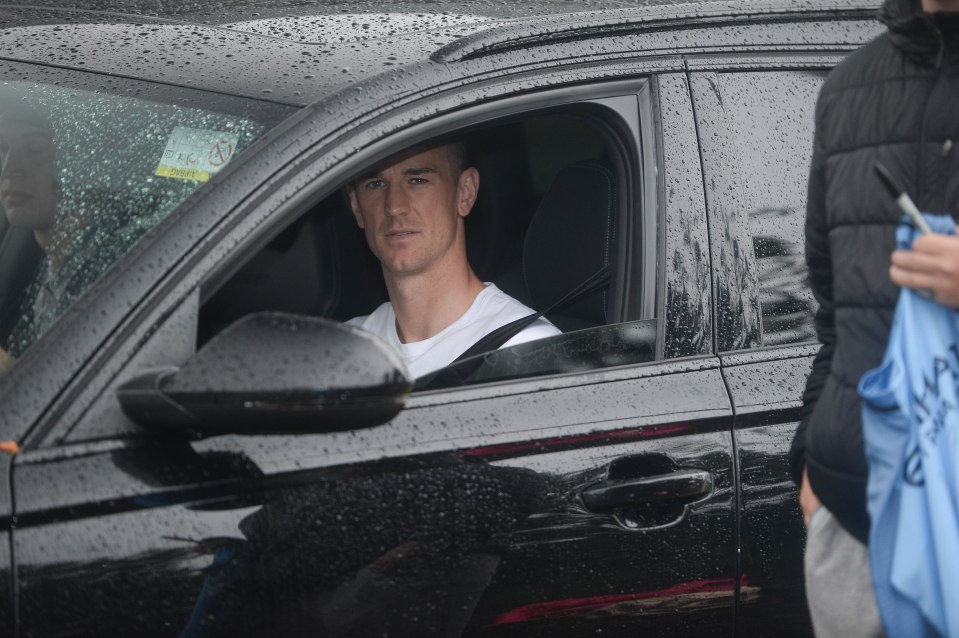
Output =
[
  {"x1": 457, "y1": 167, "x2": 480, "y2": 218},
  {"x1": 346, "y1": 184, "x2": 365, "y2": 229}
]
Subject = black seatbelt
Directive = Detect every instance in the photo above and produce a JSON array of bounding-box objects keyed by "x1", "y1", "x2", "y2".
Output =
[{"x1": 451, "y1": 265, "x2": 611, "y2": 364}]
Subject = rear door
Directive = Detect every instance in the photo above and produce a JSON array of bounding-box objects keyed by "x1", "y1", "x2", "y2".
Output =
[{"x1": 690, "y1": 58, "x2": 843, "y2": 636}]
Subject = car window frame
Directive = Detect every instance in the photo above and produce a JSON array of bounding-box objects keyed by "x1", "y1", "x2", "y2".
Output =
[{"x1": 30, "y1": 68, "x2": 676, "y2": 449}]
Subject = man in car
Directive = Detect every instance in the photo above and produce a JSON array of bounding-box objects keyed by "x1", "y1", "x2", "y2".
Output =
[
  {"x1": 0, "y1": 104, "x2": 132, "y2": 373},
  {"x1": 792, "y1": 0, "x2": 959, "y2": 635},
  {"x1": 0, "y1": 107, "x2": 59, "y2": 372},
  {"x1": 347, "y1": 141, "x2": 558, "y2": 377}
]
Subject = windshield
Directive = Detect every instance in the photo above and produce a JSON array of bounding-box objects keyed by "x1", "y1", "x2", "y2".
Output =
[{"x1": 0, "y1": 73, "x2": 291, "y2": 371}]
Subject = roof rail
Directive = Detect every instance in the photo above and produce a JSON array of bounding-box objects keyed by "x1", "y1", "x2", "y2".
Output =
[{"x1": 432, "y1": 0, "x2": 879, "y2": 63}]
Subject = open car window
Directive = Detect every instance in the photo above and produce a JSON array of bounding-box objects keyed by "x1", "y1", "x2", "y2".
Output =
[
  {"x1": 198, "y1": 103, "x2": 653, "y2": 391},
  {"x1": 0, "y1": 73, "x2": 290, "y2": 368},
  {"x1": 58, "y1": 87, "x2": 659, "y2": 445}
]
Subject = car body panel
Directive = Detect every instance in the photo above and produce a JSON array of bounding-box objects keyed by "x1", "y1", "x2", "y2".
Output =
[
  {"x1": 14, "y1": 359, "x2": 735, "y2": 636},
  {"x1": 0, "y1": 2, "x2": 879, "y2": 108},
  {"x1": 0, "y1": 8, "x2": 452, "y2": 107},
  {"x1": 721, "y1": 345, "x2": 819, "y2": 635},
  {"x1": 658, "y1": 72, "x2": 713, "y2": 358}
]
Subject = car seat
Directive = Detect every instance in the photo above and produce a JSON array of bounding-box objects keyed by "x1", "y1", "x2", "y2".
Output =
[
  {"x1": 197, "y1": 196, "x2": 385, "y2": 346},
  {"x1": 498, "y1": 159, "x2": 618, "y2": 333},
  {"x1": 464, "y1": 123, "x2": 539, "y2": 284}
]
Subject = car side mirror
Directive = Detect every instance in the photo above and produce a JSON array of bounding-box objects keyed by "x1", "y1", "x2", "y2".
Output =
[{"x1": 117, "y1": 313, "x2": 411, "y2": 438}]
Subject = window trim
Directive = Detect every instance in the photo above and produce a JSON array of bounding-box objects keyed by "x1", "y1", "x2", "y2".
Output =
[{"x1": 36, "y1": 76, "x2": 663, "y2": 447}]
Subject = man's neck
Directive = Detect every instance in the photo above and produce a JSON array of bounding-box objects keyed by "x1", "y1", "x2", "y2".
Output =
[
  {"x1": 923, "y1": 0, "x2": 959, "y2": 12},
  {"x1": 386, "y1": 263, "x2": 486, "y2": 343}
]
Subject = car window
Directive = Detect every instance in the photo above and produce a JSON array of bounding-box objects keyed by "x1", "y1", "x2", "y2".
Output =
[
  {"x1": 0, "y1": 75, "x2": 288, "y2": 369},
  {"x1": 198, "y1": 108, "x2": 652, "y2": 391},
  {"x1": 705, "y1": 70, "x2": 823, "y2": 348}
]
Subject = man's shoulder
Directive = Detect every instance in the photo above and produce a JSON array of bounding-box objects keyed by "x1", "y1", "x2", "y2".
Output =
[
  {"x1": 503, "y1": 318, "x2": 561, "y2": 348},
  {"x1": 474, "y1": 284, "x2": 555, "y2": 329},
  {"x1": 476, "y1": 284, "x2": 561, "y2": 342},
  {"x1": 347, "y1": 301, "x2": 394, "y2": 333},
  {"x1": 478, "y1": 284, "x2": 536, "y2": 315},
  {"x1": 820, "y1": 32, "x2": 898, "y2": 99}
]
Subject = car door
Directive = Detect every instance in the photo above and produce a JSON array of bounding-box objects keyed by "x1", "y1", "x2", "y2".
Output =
[
  {"x1": 0, "y1": 446, "x2": 12, "y2": 629},
  {"x1": 9, "y1": 64, "x2": 734, "y2": 638},
  {"x1": 690, "y1": 58, "x2": 850, "y2": 636}
]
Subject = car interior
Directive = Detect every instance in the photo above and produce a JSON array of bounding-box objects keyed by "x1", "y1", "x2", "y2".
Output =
[
  {"x1": 194, "y1": 109, "x2": 656, "y2": 386},
  {"x1": 0, "y1": 107, "x2": 656, "y2": 386}
]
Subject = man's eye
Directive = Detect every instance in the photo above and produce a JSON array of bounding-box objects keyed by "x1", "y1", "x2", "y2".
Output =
[
  {"x1": 364, "y1": 179, "x2": 385, "y2": 190},
  {"x1": 409, "y1": 177, "x2": 428, "y2": 185}
]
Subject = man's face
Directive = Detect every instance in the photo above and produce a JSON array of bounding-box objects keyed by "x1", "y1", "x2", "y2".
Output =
[
  {"x1": 922, "y1": 0, "x2": 959, "y2": 11},
  {"x1": 349, "y1": 145, "x2": 478, "y2": 279},
  {"x1": 0, "y1": 113, "x2": 58, "y2": 232}
]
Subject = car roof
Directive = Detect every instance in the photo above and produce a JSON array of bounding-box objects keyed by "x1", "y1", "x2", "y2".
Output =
[{"x1": 0, "y1": 0, "x2": 880, "y2": 107}]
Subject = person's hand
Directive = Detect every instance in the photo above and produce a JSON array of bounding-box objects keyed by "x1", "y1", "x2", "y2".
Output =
[
  {"x1": 890, "y1": 233, "x2": 959, "y2": 308},
  {"x1": 799, "y1": 466, "x2": 821, "y2": 527},
  {"x1": 0, "y1": 347, "x2": 14, "y2": 374}
]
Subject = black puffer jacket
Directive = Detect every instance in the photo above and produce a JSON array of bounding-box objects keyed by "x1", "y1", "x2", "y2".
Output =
[{"x1": 789, "y1": 0, "x2": 959, "y2": 544}]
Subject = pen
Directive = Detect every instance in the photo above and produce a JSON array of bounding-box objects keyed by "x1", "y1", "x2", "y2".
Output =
[{"x1": 874, "y1": 161, "x2": 932, "y2": 235}]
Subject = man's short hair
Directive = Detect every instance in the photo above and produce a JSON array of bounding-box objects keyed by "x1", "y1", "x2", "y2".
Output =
[
  {"x1": 351, "y1": 140, "x2": 468, "y2": 187},
  {"x1": 445, "y1": 140, "x2": 467, "y2": 175}
]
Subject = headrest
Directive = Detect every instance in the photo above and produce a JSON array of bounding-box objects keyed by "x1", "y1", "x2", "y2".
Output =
[{"x1": 523, "y1": 160, "x2": 616, "y2": 328}]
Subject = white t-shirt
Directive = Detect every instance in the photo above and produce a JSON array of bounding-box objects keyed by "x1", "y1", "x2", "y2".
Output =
[{"x1": 348, "y1": 283, "x2": 560, "y2": 378}]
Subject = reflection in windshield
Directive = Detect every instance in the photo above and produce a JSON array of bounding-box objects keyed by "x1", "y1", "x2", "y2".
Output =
[{"x1": 0, "y1": 81, "x2": 269, "y2": 370}]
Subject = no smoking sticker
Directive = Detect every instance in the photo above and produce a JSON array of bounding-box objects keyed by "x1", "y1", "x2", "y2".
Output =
[{"x1": 155, "y1": 126, "x2": 240, "y2": 182}]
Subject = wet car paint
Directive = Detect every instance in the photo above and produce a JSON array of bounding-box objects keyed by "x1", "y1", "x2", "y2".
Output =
[{"x1": 0, "y1": 1, "x2": 886, "y2": 636}]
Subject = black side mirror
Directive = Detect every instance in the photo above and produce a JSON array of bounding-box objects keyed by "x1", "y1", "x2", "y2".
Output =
[{"x1": 117, "y1": 313, "x2": 411, "y2": 438}]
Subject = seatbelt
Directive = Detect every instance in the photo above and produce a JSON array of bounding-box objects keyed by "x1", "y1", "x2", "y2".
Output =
[{"x1": 450, "y1": 265, "x2": 611, "y2": 364}]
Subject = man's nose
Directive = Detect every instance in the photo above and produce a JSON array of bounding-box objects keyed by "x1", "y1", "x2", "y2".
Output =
[
  {"x1": 0, "y1": 147, "x2": 26, "y2": 180},
  {"x1": 383, "y1": 186, "x2": 409, "y2": 217}
]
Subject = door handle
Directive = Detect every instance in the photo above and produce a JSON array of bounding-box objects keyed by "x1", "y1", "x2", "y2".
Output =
[{"x1": 580, "y1": 469, "x2": 712, "y2": 512}]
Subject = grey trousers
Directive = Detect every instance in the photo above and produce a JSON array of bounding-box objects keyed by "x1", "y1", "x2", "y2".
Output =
[{"x1": 804, "y1": 506, "x2": 885, "y2": 638}]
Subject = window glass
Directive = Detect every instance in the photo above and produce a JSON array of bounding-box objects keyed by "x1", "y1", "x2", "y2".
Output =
[
  {"x1": 714, "y1": 71, "x2": 823, "y2": 347},
  {"x1": 0, "y1": 78, "x2": 285, "y2": 368},
  {"x1": 415, "y1": 320, "x2": 655, "y2": 391}
]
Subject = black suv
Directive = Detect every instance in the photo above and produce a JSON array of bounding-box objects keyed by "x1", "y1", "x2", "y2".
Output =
[{"x1": 0, "y1": 1, "x2": 882, "y2": 636}]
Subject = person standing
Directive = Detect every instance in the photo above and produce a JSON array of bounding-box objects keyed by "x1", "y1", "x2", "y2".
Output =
[{"x1": 790, "y1": 0, "x2": 959, "y2": 635}]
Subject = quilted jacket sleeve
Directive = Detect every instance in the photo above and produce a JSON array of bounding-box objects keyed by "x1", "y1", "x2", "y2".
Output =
[{"x1": 789, "y1": 97, "x2": 835, "y2": 486}]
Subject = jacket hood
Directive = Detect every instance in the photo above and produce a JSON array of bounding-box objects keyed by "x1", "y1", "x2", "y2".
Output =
[{"x1": 880, "y1": 0, "x2": 959, "y2": 67}]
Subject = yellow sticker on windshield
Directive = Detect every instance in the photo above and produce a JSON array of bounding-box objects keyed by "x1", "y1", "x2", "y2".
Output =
[{"x1": 155, "y1": 126, "x2": 240, "y2": 182}]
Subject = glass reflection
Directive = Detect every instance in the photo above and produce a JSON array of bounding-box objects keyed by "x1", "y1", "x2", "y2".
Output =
[{"x1": 0, "y1": 82, "x2": 269, "y2": 370}]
